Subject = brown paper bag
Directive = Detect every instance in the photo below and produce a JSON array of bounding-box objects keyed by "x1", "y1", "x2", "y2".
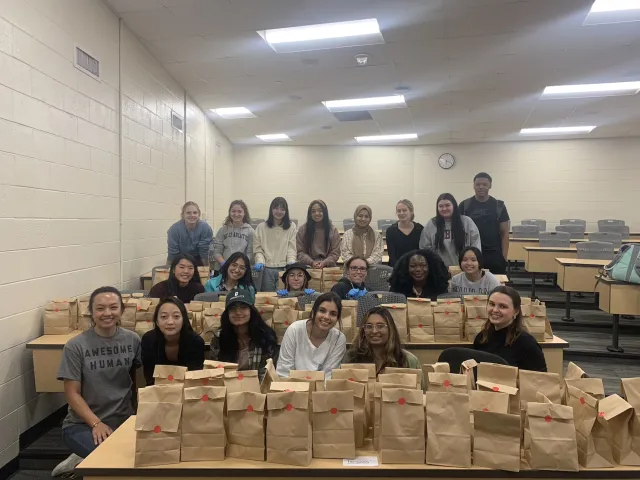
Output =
[
  {"x1": 425, "y1": 391, "x2": 471, "y2": 467},
  {"x1": 135, "y1": 384, "x2": 183, "y2": 467},
  {"x1": 255, "y1": 292, "x2": 278, "y2": 306},
  {"x1": 428, "y1": 372, "x2": 470, "y2": 393},
  {"x1": 380, "y1": 388, "x2": 425, "y2": 464},
  {"x1": 477, "y1": 380, "x2": 519, "y2": 415},
  {"x1": 341, "y1": 363, "x2": 376, "y2": 431},
  {"x1": 201, "y1": 305, "x2": 224, "y2": 343},
  {"x1": 227, "y1": 391, "x2": 266, "y2": 461},
  {"x1": 524, "y1": 402, "x2": 579, "y2": 471},
  {"x1": 374, "y1": 374, "x2": 419, "y2": 450},
  {"x1": 273, "y1": 307, "x2": 298, "y2": 342},
  {"x1": 519, "y1": 370, "x2": 561, "y2": 409},
  {"x1": 121, "y1": 299, "x2": 138, "y2": 331},
  {"x1": 566, "y1": 361, "x2": 586, "y2": 379},
  {"x1": 322, "y1": 267, "x2": 343, "y2": 292},
  {"x1": 565, "y1": 377, "x2": 605, "y2": 401},
  {"x1": 181, "y1": 386, "x2": 226, "y2": 461},
  {"x1": 407, "y1": 298, "x2": 434, "y2": 343},
  {"x1": 184, "y1": 369, "x2": 225, "y2": 388},
  {"x1": 44, "y1": 300, "x2": 76, "y2": 334},
  {"x1": 381, "y1": 303, "x2": 408, "y2": 342},
  {"x1": 326, "y1": 378, "x2": 367, "y2": 448},
  {"x1": 433, "y1": 303, "x2": 464, "y2": 342},
  {"x1": 422, "y1": 362, "x2": 450, "y2": 386},
  {"x1": 311, "y1": 390, "x2": 355, "y2": 459},
  {"x1": 153, "y1": 267, "x2": 170, "y2": 286},
  {"x1": 290, "y1": 370, "x2": 325, "y2": 393},
  {"x1": 469, "y1": 390, "x2": 510, "y2": 424},
  {"x1": 266, "y1": 384, "x2": 312, "y2": 466},
  {"x1": 566, "y1": 385, "x2": 614, "y2": 468},
  {"x1": 332, "y1": 368, "x2": 369, "y2": 384},
  {"x1": 224, "y1": 370, "x2": 261, "y2": 394},
  {"x1": 260, "y1": 358, "x2": 280, "y2": 394},
  {"x1": 134, "y1": 300, "x2": 156, "y2": 335},
  {"x1": 257, "y1": 304, "x2": 275, "y2": 326},
  {"x1": 598, "y1": 394, "x2": 640, "y2": 465},
  {"x1": 477, "y1": 362, "x2": 519, "y2": 413},
  {"x1": 341, "y1": 300, "x2": 358, "y2": 341},
  {"x1": 384, "y1": 367, "x2": 423, "y2": 390},
  {"x1": 204, "y1": 360, "x2": 238, "y2": 371},
  {"x1": 473, "y1": 410, "x2": 521, "y2": 472},
  {"x1": 521, "y1": 300, "x2": 547, "y2": 342},
  {"x1": 153, "y1": 365, "x2": 187, "y2": 385}
]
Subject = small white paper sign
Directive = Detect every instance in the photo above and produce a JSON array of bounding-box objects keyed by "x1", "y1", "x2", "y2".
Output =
[{"x1": 343, "y1": 456, "x2": 379, "y2": 467}]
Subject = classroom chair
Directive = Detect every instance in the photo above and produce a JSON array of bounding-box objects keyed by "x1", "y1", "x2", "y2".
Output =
[
  {"x1": 560, "y1": 218, "x2": 587, "y2": 228},
  {"x1": 356, "y1": 291, "x2": 407, "y2": 326},
  {"x1": 297, "y1": 292, "x2": 321, "y2": 311},
  {"x1": 194, "y1": 292, "x2": 221, "y2": 302},
  {"x1": 589, "y1": 232, "x2": 623, "y2": 248},
  {"x1": 512, "y1": 225, "x2": 540, "y2": 239},
  {"x1": 377, "y1": 219, "x2": 395, "y2": 233},
  {"x1": 555, "y1": 224, "x2": 586, "y2": 239},
  {"x1": 599, "y1": 224, "x2": 630, "y2": 237},
  {"x1": 438, "y1": 348, "x2": 508, "y2": 375},
  {"x1": 539, "y1": 231, "x2": 571, "y2": 248},
  {"x1": 364, "y1": 264, "x2": 393, "y2": 292},
  {"x1": 249, "y1": 218, "x2": 264, "y2": 229},
  {"x1": 576, "y1": 241, "x2": 615, "y2": 260},
  {"x1": 343, "y1": 218, "x2": 355, "y2": 231},
  {"x1": 598, "y1": 219, "x2": 625, "y2": 230},
  {"x1": 521, "y1": 219, "x2": 546, "y2": 232}
]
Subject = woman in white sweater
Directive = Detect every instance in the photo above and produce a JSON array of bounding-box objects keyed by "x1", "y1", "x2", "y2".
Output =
[
  {"x1": 341, "y1": 204, "x2": 384, "y2": 265},
  {"x1": 252, "y1": 197, "x2": 297, "y2": 292},
  {"x1": 276, "y1": 292, "x2": 346, "y2": 378}
]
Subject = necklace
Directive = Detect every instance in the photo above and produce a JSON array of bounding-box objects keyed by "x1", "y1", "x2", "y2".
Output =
[{"x1": 412, "y1": 286, "x2": 423, "y2": 297}]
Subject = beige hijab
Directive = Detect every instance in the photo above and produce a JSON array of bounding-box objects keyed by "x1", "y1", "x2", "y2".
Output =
[{"x1": 351, "y1": 205, "x2": 376, "y2": 259}]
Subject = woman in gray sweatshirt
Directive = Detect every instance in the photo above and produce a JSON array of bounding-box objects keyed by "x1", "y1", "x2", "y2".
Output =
[
  {"x1": 212, "y1": 200, "x2": 254, "y2": 271},
  {"x1": 419, "y1": 193, "x2": 481, "y2": 267}
]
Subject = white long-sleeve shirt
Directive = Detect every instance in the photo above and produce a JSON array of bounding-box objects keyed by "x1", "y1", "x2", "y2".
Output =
[
  {"x1": 253, "y1": 222, "x2": 297, "y2": 267},
  {"x1": 275, "y1": 319, "x2": 346, "y2": 378}
]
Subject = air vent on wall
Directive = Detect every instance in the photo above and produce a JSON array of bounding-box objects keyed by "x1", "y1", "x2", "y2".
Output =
[
  {"x1": 171, "y1": 111, "x2": 184, "y2": 132},
  {"x1": 75, "y1": 46, "x2": 99, "y2": 80}
]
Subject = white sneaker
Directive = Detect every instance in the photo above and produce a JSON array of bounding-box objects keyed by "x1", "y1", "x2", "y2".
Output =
[{"x1": 51, "y1": 453, "x2": 83, "y2": 477}]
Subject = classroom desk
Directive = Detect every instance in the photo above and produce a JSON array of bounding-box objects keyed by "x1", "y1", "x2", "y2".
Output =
[
  {"x1": 141, "y1": 272, "x2": 152, "y2": 290},
  {"x1": 556, "y1": 258, "x2": 609, "y2": 323},
  {"x1": 26, "y1": 330, "x2": 82, "y2": 392},
  {"x1": 595, "y1": 276, "x2": 640, "y2": 353},
  {"x1": 524, "y1": 247, "x2": 579, "y2": 299},
  {"x1": 509, "y1": 238, "x2": 584, "y2": 262}
]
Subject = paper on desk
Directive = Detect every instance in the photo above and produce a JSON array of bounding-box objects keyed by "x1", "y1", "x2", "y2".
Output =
[{"x1": 343, "y1": 456, "x2": 379, "y2": 467}]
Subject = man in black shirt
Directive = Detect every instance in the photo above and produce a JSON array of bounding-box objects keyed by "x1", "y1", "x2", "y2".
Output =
[{"x1": 459, "y1": 172, "x2": 510, "y2": 274}]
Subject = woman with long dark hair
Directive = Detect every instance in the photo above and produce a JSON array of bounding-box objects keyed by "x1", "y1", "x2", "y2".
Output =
[
  {"x1": 149, "y1": 253, "x2": 204, "y2": 304},
  {"x1": 276, "y1": 292, "x2": 346, "y2": 377},
  {"x1": 212, "y1": 199, "x2": 254, "y2": 271},
  {"x1": 296, "y1": 200, "x2": 341, "y2": 269},
  {"x1": 473, "y1": 286, "x2": 547, "y2": 371},
  {"x1": 450, "y1": 246, "x2": 501, "y2": 294},
  {"x1": 420, "y1": 193, "x2": 481, "y2": 267},
  {"x1": 210, "y1": 289, "x2": 278, "y2": 379},
  {"x1": 141, "y1": 297, "x2": 205, "y2": 385},
  {"x1": 204, "y1": 251, "x2": 256, "y2": 295},
  {"x1": 389, "y1": 249, "x2": 449, "y2": 300},
  {"x1": 253, "y1": 197, "x2": 298, "y2": 291}
]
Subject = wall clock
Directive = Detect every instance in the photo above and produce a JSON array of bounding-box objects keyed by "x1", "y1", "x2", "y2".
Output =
[{"x1": 438, "y1": 153, "x2": 455, "y2": 169}]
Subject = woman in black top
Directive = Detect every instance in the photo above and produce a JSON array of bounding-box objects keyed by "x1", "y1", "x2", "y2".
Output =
[
  {"x1": 389, "y1": 249, "x2": 449, "y2": 301},
  {"x1": 386, "y1": 199, "x2": 424, "y2": 267},
  {"x1": 331, "y1": 256, "x2": 368, "y2": 299},
  {"x1": 473, "y1": 285, "x2": 547, "y2": 372},
  {"x1": 141, "y1": 297, "x2": 205, "y2": 385},
  {"x1": 149, "y1": 254, "x2": 204, "y2": 304}
]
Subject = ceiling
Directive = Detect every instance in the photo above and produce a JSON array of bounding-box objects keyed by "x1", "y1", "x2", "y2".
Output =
[{"x1": 105, "y1": 0, "x2": 640, "y2": 145}]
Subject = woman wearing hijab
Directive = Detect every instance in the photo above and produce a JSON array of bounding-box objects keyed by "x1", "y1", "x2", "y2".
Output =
[{"x1": 341, "y1": 205, "x2": 384, "y2": 265}]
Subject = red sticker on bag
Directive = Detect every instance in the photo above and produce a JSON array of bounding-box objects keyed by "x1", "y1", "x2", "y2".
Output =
[
  {"x1": 599, "y1": 411, "x2": 605, "y2": 417},
  {"x1": 55, "y1": 308, "x2": 59, "y2": 312},
  {"x1": 530, "y1": 314, "x2": 535, "y2": 318},
  {"x1": 330, "y1": 408, "x2": 338, "y2": 414},
  {"x1": 237, "y1": 373, "x2": 244, "y2": 380},
  {"x1": 348, "y1": 377, "x2": 355, "y2": 382},
  {"x1": 476, "y1": 316, "x2": 481, "y2": 320},
  {"x1": 137, "y1": 306, "x2": 140, "y2": 311},
  {"x1": 473, "y1": 297, "x2": 479, "y2": 301},
  {"x1": 446, "y1": 301, "x2": 451, "y2": 305},
  {"x1": 305, "y1": 376, "x2": 311, "y2": 380},
  {"x1": 214, "y1": 314, "x2": 219, "y2": 318},
  {"x1": 167, "y1": 375, "x2": 174, "y2": 381},
  {"x1": 247, "y1": 405, "x2": 254, "y2": 413},
  {"x1": 492, "y1": 386, "x2": 500, "y2": 392},
  {"x1": 580, "y1": 397, "x2": 585, "y2": 405},
  {"x1": 443, "y1": 380, "x2": 451, "y2": 387},
  {"x1": 392, "y1": 305, "x2": 397, "y2": 309},
  {"x1": 545, "y1": 415, "x2": 552, "y2": 423},
  {"x1": 265, "y1": 300, "x2": 271, "y2": 305},
  {"x1": 216, "y1": 364, "x2": 223, "y2": 368},
  {"x1": 284, "y1": 321, "x2": 289, "y2": 326},
  {"x1": 418, "y1": 298, "x2": 424, "y2": 302},
  {"x1": 445, "y1": 311, "x2": 449, "y2": 316},
  {"x1": 153, "y1": 425, "x2": 161, "y2": 433},
  {"x1": 418, "y1": 323, "x2": 423, "y2": 328},
  {"x1": 398, "y1": 398, "x2": 406, "y2": 405},
  {"x1": 286, "y1": 403, "x2": 293, "y2": 411},
  {"x1": 201, "y1": 394, "x2": 209, "y2": 402},
  {"x1": 482, "y1": 408, "x2": 489, "y2": 412},
  {"x1": 202, "y1": 378, "x2": 208, "y2": 385},
  {"x1": 285, "y1": 389, "x2": 292, "y2": 392}
]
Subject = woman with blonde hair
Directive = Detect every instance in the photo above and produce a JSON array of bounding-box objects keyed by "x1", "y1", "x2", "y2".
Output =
[
  {"x1": 385, "y1": 199, "x2": 423, "y2": 267},
  {"x1": 212, "y1": 200, "x2": 254, "y2": 272},
  {"x1": 341, "y1": 205, "x2": 384, "y2": 265},
  {"x1": 167, "y1": 201, "x2": 213, "y2": 266}
]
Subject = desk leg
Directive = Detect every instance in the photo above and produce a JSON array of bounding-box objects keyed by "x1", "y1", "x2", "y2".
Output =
[
  {"x1": 562, "y1": 292, "x2": 574, "y2": 322},
  {"x1": 531, "y1": 273, "x2": 537, "y2": 299},
  {"x1": 607, "y1": 314, "x2": 624, "y2": 353}
]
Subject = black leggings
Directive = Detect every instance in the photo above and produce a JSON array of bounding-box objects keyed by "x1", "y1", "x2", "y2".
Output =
[{"x1": 483, "y1": 250, "x2": 507, "y2": 274}]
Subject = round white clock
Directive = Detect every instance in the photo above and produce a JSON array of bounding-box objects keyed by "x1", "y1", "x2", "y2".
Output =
[{"x1": 438, "y1": 153, "x2": 455, "y2": 169}]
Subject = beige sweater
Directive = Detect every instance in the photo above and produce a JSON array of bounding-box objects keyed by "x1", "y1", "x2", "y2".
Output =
[
  {"x1": 253, "y1": 222, "x2": 298, "y2": 267},
  {"x1": 296, "y1": 223, "x2": 342, "y2": 267},
  {"x1": 340, "y1": 228, "x2": 384, "y2": 265}
]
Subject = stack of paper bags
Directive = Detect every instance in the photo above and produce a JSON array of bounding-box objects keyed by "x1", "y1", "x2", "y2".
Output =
[
  {"x1": 197, "y1": 266, "x2": 210, "y2": 286},
  {"x1": 181, "y1": 386, "x2": 226, "y2": 461},
  {"x1": 340, "y1": 299, "x2": 357, "y2": 341},
  {"x1": 201, "y1": 303, "x2": 225, "y2": 343},
  {"x1": 433, "y1": 298, "x2": 464, "y2": 342},
  {"x1": 381, "y1": 304, "x2": 408, "y2": 342},
  {"x1": 134, "y1": 299, "x2": 157, "y2": 336},
  {"x1": 273, "y1": 297, "x2": 298, "y2": 342},
  {"x1": 407, "y1": 298, "x2": 434, "y2": 342},
  {"x1": 322, "y1": 267, "x2": 343, "y2": 292},
  {"x1": 308, "y1": 269, "x2": 323, "y2": 292},
  {"x1": 463, "y1": 295, "x2": 488, "y2": 342},
  {"x1": 44, "y1": 299, "x2": 77, "y2": 335},
  {"x1": 521, "y1": 299, "x2": 553, "y2": 342},
  {"x1": 76, "y1": 295, "x2": 92, "y2": 332},
  {"x1": 186, "y1": 301, "x2": 208, "y2": 334}
]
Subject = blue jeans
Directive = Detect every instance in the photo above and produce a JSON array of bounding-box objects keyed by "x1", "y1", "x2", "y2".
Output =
[
  {"x1": 262, "y1": 267, "x2": 283, "y2": 292},
  {"x1": 62, "y1": 419, "x2": 122, "y2": 458}
]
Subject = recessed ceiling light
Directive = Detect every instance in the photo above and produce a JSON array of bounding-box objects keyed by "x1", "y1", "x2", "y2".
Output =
[
  {"x1": 355, "y1": 133, "x2": 418, "y2": 143},
  {"x1": 585, "y1": 0, "x2": 640, "y2": 24},
  {"x1": 210, "y1": 107, "x2": 255, "y2": 119},
  {"x1": 323, "y1": 95, "x2": 406, "y2": 112},
  {"x1": 590, "y1": 0, "x2": 640, "y2": 12},
  {"x1": 258, "y1": 18, "x2": 384, "y2": 53},
  {"x1": 256, "y1": 133, "x2": 291, "y2": 142},
  {"x1": 519, "y1": 126, "x2": 596, "y2": 136},
  {"x1": 542, "y1": 81, "x2": 640, "y2": 98}
]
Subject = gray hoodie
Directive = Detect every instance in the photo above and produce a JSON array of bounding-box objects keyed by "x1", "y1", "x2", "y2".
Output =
[
  {"x1": 419, "y1": 215, "x2": 481, "y2": 267},
  {"x1": 212, "y1": 223, "x2": 254, "y2": 270}
]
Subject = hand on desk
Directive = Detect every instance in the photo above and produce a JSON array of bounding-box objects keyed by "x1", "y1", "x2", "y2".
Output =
[{"x1": 93, "y1": 422, "x2": 113, "y2": 446}]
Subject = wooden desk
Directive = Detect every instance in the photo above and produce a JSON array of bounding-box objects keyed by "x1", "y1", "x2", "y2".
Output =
[
  {"x1": 596, "y1": 276, "x2": 640, "y2": 353},
  {"x1": 338, "y1": 255, "x2": 390, "y2": 265},
  {"x1": 509, "y1": 238, "x2": 583, "y2": 262},
  {"x1": 556, "y1": 258, "x2": 609, "y2": 322},
  {"x1": 26, "y1": 331, "x2": 82, "y2": 392}
]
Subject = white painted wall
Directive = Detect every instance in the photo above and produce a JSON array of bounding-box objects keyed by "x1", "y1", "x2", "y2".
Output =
[
  {"x1": 233, "y1": 138, "x2": 640, "y2": 231},
  {"x1": 0, "y1": 0, "x2": 232, "y2": 467}
]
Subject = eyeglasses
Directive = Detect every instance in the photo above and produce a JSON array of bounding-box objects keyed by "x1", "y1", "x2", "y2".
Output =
[
  {"x1": 349, "y1": 266, "x2": 367, "y2": 272},
  {"x1": 229, "y1": 263, "x2": 247, "y2": 271},
  {"x1": 363, "y1": 324, "x2": 388, "y2": 332},
  {"x1": 288, "y1": 272, "x2": 305, "y2": 279}
]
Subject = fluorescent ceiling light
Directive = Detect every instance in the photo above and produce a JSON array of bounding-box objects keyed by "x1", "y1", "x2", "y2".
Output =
[
  {"x1": 210, "y1": 107, "x2": 255, "y2": 119},
  {"x1": 542, "y1": 81, "x2": 640, "y2": 98},
  {"x1": 355, "y1": 133, "x2": 418, "y2": 143},
  {"x1": 519, "y1": 126, "x2": 596, "y2": 136},
  {"x1": 590, "y1": 0, "x2": 640, "y2": 12},
  {"x1": 256, "y1": 133, "x2": 291, "y2": 142},
  {"x1": 323, "y1": 95, "x2": 406, "y2": 112},
  {"x1": 258, "y1": 19, "x2": 384, "y2": 53}
]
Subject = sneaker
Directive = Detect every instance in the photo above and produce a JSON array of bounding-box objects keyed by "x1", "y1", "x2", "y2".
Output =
[{"x1": 51, "y1": 453, "x2": 83, "y2": 477}]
